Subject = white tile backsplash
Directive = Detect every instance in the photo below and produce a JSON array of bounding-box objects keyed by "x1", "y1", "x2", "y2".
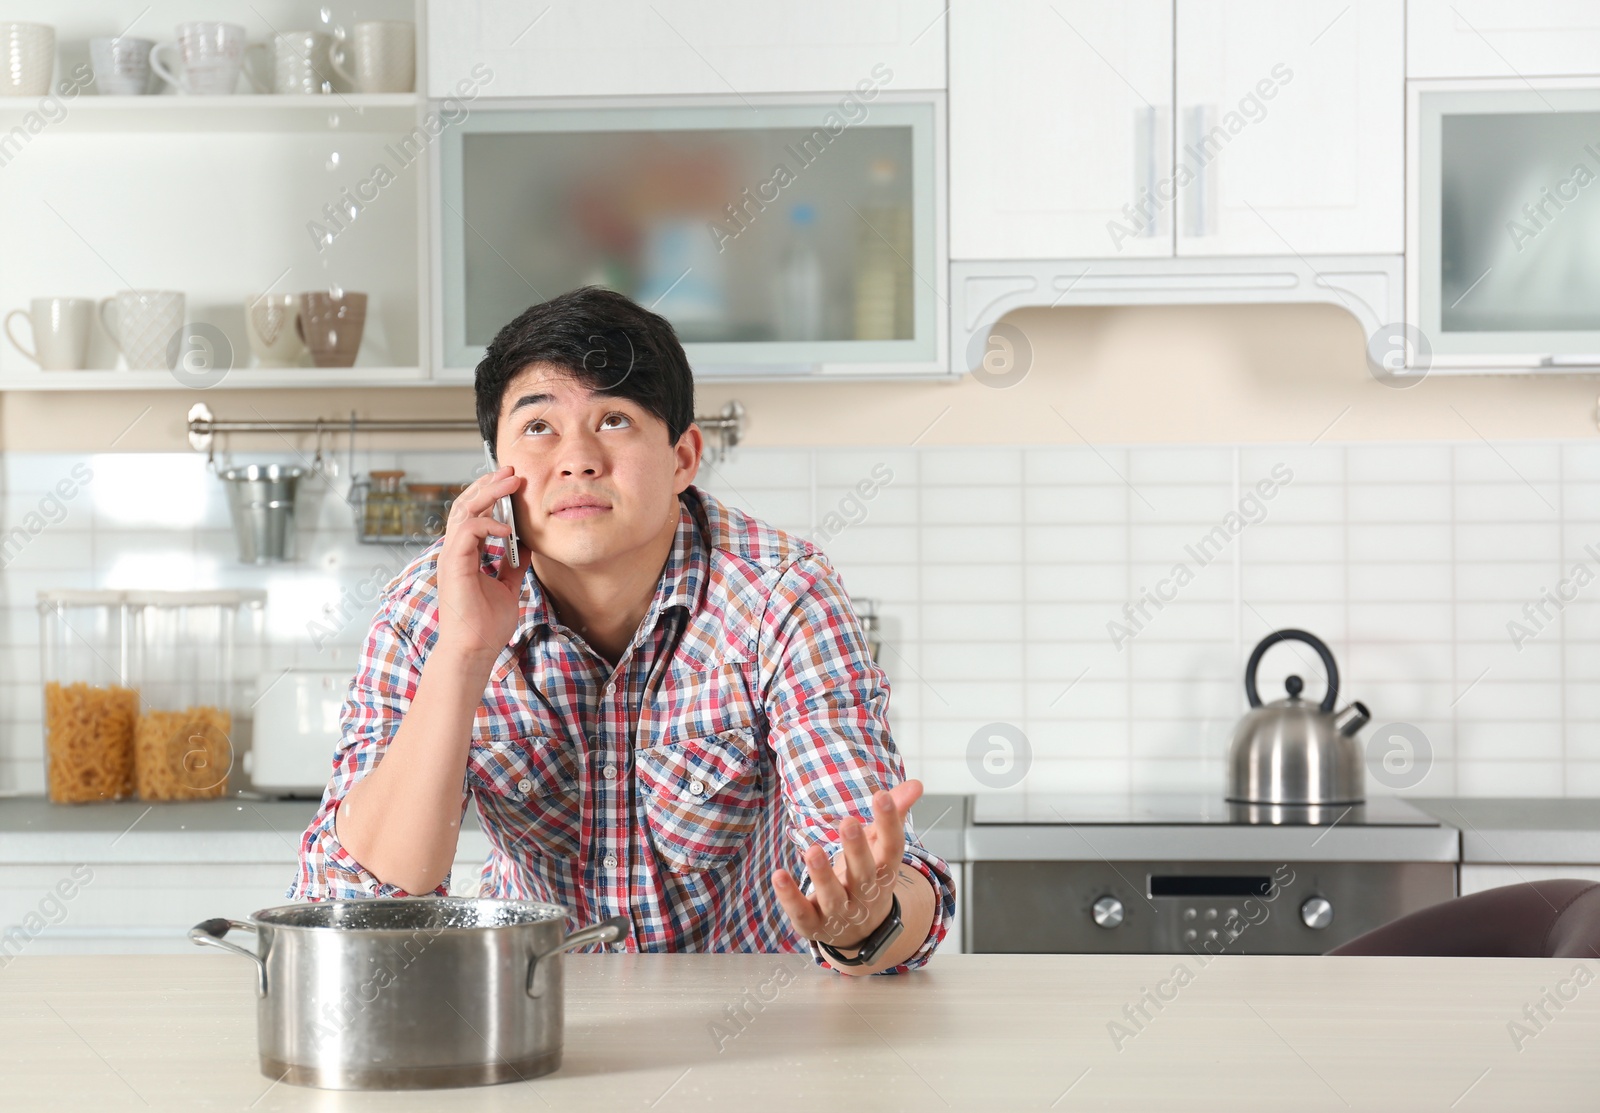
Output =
[{"x1": 3, "y1": 441, "x2": 1600, "y2": 800}]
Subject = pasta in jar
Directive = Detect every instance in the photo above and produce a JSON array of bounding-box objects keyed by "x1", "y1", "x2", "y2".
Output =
[
  {"x1": 44, "y1": 682, "x2": 138, "y2": 804},
  {"x1": 134, "y1": 706, "x2": 233, "y2": 801}
]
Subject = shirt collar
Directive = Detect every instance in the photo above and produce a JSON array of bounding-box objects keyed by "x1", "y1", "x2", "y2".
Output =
[{"x1": 489, "y1": 489, "x2": 708, "y2": 681}]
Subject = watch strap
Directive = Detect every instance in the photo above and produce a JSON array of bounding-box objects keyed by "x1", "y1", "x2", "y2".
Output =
[{"x1": 817, "y1": 894, "x2": 903, "y2": 967}]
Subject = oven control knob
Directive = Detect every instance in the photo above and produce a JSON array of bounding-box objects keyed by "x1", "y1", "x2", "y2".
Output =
[
  {"x1": 1300, "y1": 896, "x2": 1334, "y2": 930},
  {"x1": 1092, "y1": 896, "x2": 1124, "y2": 929}
]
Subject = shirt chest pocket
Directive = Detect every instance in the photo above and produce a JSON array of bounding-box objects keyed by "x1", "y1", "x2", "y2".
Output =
[
  {"x1": 467, "y1": 716, "x2": 582, "y2": 859},
  {"x1": 636, "y1": 726, "x2": 765, "y2": 876}
]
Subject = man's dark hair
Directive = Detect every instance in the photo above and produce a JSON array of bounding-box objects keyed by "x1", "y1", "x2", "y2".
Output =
[{"x1": 475, "y1": 285, "x2": 695, "y2": 457}]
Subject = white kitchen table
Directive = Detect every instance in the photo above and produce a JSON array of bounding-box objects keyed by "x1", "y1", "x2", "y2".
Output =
[{"x1": 0, "y1": 952, "x2": 1594, "y2": 1111}]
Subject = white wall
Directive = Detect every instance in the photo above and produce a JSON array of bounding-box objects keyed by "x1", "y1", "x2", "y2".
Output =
[{"x1": 3, "y1": 439, "x2": 1597, "y2": 800}]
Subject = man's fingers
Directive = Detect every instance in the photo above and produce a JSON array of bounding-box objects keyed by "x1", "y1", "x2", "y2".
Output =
[
  {"x1": 771, "y1": 869, "x2": 825, "y2": 937},
  {"x1": 868, "y1": 788, "x2": 908, "y2": 872},
  {"x1": 837, "y1": 816, "x2": 879, "y2": 905},
  {"x1": 451, "y1": 468, "x2": 519, "y2": 524},
  {"x1": 804, "y1": 844, "x2": 849, "y2": 919}
]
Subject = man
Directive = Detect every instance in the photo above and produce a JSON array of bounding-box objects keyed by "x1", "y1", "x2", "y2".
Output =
[{"x1": 290, "y1": 286, "x2": 954, "y2": 974}]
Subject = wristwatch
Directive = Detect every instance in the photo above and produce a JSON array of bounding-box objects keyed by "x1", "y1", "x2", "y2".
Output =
[{"x1": 816, "y1": 895, "x2": 903, "y2": 967}]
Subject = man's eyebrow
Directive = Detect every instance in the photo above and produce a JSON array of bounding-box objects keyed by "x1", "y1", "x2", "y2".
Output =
[{"x1": 506, "y1": 392, "x2": 554, "y2": 414}]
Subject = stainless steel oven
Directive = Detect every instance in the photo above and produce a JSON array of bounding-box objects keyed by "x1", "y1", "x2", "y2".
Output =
[{"x1": 966, "y1": 795, "x2": 1458, "y2": 955}]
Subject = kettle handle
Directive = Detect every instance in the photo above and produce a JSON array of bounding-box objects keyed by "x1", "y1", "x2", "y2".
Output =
[{"x1": 1244, "y1": 629, "x2": 1338, "y2": 713}]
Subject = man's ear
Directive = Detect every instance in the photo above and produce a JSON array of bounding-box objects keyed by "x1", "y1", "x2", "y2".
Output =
[{"x1": 673, "y1": 424, "x2": 704, "y2": 493}]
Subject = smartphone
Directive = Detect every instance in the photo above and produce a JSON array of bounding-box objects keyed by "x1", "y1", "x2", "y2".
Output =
[{"x1": 482, "y1": 440, "x2": 519, "y2": 568}]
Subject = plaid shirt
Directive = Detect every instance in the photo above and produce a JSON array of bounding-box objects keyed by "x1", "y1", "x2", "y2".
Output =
[{"x1": 288, "y1": 486, "x2": 954, "y2": 972}]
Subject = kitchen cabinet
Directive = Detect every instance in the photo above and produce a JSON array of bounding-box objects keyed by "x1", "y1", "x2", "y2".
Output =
[
  {"x1": 948, "y1": 0, "x2": 1174, "y2": 260},
  {"x1": 1408, "y1": 0, "x2": 1600, "y2": 78},
  {"x1": 425, "y1": 0, "x2": 948, "y2": 98},
  {"x1": 949, "y1": 0, "x2": 1402, "y2": 261},
  {"x1": 1175, "y1": 0, "x2": 1404, "y2": 256}
]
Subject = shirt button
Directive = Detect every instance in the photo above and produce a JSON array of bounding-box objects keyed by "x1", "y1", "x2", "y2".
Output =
[
  {"x1": 688, "y1": 778, "x2": 706, "y2": 797},
  {"x1": 602, "y1": 854, "x2": 618, "y2": 869},
  {"x1": 516, "y1": 778, "x2": 533, "y2": 794},
  {"x1": 602, "y1": 764, "x2": 617, "y2": 780}
]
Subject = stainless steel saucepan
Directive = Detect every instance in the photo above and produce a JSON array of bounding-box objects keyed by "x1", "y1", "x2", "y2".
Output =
[{"x1": 190, "y1": 897, "x2": 628, "y2": 1090}]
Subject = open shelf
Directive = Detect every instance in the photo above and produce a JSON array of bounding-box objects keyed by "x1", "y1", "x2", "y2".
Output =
[
  {"x1": 0, "y1": 93, "x2": 420, "y2": 133},
  {"x1": 0, "y1": 366, "x2": 434, "y2": 391}
]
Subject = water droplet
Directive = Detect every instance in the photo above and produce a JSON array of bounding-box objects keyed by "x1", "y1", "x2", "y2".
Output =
[
  {"x1": 327, "y1": 112, "x2": 340, "y2": 129},
  {"x1": 328, "y1": 284, "x2": 343, "y2": 299},
  {"x1": 319, "y1": 6, "x2": 332, "y2": 23},
  {"x1": 325, "y1": 151, "x2": 340, "y2": 170},
  {"x1": 325, "y1": 329, "x2": 339, "y2": 347},
  {"x1": 344, "y1": 202, "x2": 359, "y2": 221},
  {"x1": 320, "y1": 232, "x2": 334, "y2": 247}
]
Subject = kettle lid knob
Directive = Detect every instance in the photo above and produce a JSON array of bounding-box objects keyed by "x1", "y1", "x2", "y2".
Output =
[{"x1": 1285, "y1": 675, "x2": 1303, "y2": 699}]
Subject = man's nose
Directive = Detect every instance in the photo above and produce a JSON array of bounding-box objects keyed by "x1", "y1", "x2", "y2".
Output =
[{"x1": 556, "y1": 429, "x2": 603, "y2": 476}]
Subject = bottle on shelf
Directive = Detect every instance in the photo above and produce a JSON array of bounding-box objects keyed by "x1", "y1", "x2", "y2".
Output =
[
  {"x1": 853, "y1": 157, "x2": 913, "y2": 341},
  {"x1": 775, "y1": 202, "x2": 826, "y2": 342}
]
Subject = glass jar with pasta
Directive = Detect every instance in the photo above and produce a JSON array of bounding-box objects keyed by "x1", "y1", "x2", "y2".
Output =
[
  {"x1": 126, "y1": 590, "x2": 265, "y2": 802},
  {"x1": 38, "y1": 590, "x2": 138, "y2": 804}
]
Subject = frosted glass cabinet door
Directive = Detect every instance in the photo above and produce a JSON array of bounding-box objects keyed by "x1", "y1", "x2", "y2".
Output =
[
  {"x1": 436, "y1": 102, "x2": 940, "y2": 375},
  {"x1": 1415, "y1": 87, "x2": 1600, "y2": 362},
  {"x1": 949, "y1": 0, "x2": 1174, "y2": 260},
  {"x1": 1175, "y1": 0, "x2": 1404, "y2": 256},
  {"x1": 426, "y1": 0, "x2": 948, "y2": 97}
]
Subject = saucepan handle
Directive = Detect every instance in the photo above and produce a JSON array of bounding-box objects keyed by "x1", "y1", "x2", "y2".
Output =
[
  {"x1": 189, "y1": 917, "x2": 268, "y2": 998},
  {"x1": 526, "y1": 915, "x2": 630, "y2": 998}
]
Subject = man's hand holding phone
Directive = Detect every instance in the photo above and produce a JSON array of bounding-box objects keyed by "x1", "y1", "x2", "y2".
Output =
[{"x1": 434, "y1": 462, "x2": 530, "y2": 667}]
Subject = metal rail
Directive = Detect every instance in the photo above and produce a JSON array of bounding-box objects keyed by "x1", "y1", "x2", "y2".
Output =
[{"x1": 186, "y1": 400, "x2": 746, "y2": 462}]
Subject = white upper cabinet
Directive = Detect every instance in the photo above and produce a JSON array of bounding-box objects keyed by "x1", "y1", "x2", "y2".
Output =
[
  {"x1": 1408, "y1": 0, "x2": 1600, "y2": 78},
  {"x1": 949, "y1": 0, "x2": 1174, "y2": 260},
  {"x1": 426, "y1": 0, "x2": 947, "y2": 97},
  {"x1": 1175, "y1": 0, "x2": 1404, "y2": 256}
]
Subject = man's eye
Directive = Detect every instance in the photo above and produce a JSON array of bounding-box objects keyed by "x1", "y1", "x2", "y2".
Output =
[
  {"x1": 600, "y1": 413, "x2": 631, "y2": 430},
  {"x1": 522, "y1": 420, "x2": 552, "y2": 436}
]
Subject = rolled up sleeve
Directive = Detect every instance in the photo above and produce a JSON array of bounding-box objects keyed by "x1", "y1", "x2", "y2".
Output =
[
  {"x1": 759, "y1": 555, "x2": 956, "y2": 973},
  {"x1": 286, "y1": 594, "x2": 454, "y2": 901}
]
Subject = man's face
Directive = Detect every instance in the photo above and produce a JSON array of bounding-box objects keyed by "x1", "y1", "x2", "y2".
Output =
[{"x1": 494, "y1": 363, "x2": 699, "y2": 572}]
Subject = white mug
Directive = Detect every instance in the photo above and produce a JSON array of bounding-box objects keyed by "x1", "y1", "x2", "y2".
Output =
[
  {"x1": 5, "y1": 297, "x2": 94, "y2": 370},
  {"x1": 89, "y1": 36, "x2": 154, "y2": 95},
  {"x1": 259, "y1": 30, "x2": 334, "y2": 95},
  {"x1": 0, "y1": 22, "x2": 54, "y2": 97},
  {"x1": 245, "y1": 293, "x2": 306, "y2": 366},
  {"x1": 150, "y1": 22, "x2": 263, "y2": 95},
  {"x1": 99, "y1": 290, "x2": 185, "y2": 370},
  {"x1": 329, "y1": 21, "x2": 414, "y2": 93}
]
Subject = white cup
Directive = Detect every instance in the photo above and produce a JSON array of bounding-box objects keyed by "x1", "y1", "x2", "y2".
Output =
[
  {"x1": 89, "y1": 36, "x2": 154, "y2": 95},
  {"x1": 5, "y1": 297, "x2": 94, "y2": 370},
  {"x1": 245, "y1": 293, "x2": 306, "y2": 366},
  {"x1": 150, "y1": 22, "x2": 262, "y2": 95},
  {"x1": 0, "y1": 22, "x2": 54, "y2": 97},
  {"x1": 329, "y1": 21, "x2": 415, "y2": 93},
  {"x1": 98, "y1": 290, "x2": 185, "y2": 370},
  {"x1": 255, "y1": 30, "x2": 334, "y2": 95}
]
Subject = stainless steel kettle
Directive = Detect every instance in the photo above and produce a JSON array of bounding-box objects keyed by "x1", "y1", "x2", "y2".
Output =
[{"x1": 1226, "y1": 629, "x2": 1371, "y2": 805}]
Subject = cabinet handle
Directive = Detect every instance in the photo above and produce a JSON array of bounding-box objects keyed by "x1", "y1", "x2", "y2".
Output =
[
  {"x1": 1182, "y1": 103, "x2": 1217, "y2": 238},
  {"x1": 1132, "y1": 105, "x2": 1174, "y2": 240}
]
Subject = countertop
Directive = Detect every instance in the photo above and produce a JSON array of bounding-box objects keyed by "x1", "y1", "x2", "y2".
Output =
[
  {"x1": 2, "y1": 952, "x2": 1595, "y2": 1111},
  {"x1": 1411, "y1": 797, "x2": 1600, "y2": 865}
]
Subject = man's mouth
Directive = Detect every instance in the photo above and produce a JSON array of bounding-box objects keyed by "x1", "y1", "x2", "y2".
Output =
[{"x1": 549, "y1": 495, "x2": 612, "y2": 520}]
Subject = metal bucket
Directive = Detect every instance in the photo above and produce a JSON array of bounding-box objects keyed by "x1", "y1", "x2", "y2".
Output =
[
  {"x1": 191, "y1": 898, "x2": 629, "y2": 1090},
  {"x1": 220, "y1": 464, "x2": 303, "y2": 563}
]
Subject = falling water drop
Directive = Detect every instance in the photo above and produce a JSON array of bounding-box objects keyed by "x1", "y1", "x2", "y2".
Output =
[
  {"x1": 327, "y1": 112, "x2": 341, "y2": 129},
  {"x1": 325, "y1": 151, "x2": 341, "y2": 171},
  {"x1": 319, "y1": 6, "x2": 332, "y2": 23},
  {"x1": 344, "y1": 202, "x2": 359, "y2": 221},
  {"x1": 328, "y1": 283, "x2": 344, "y2": 300},
  {"x1": 320, "y1": 232, "x2": 334, "y2": 248}
]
